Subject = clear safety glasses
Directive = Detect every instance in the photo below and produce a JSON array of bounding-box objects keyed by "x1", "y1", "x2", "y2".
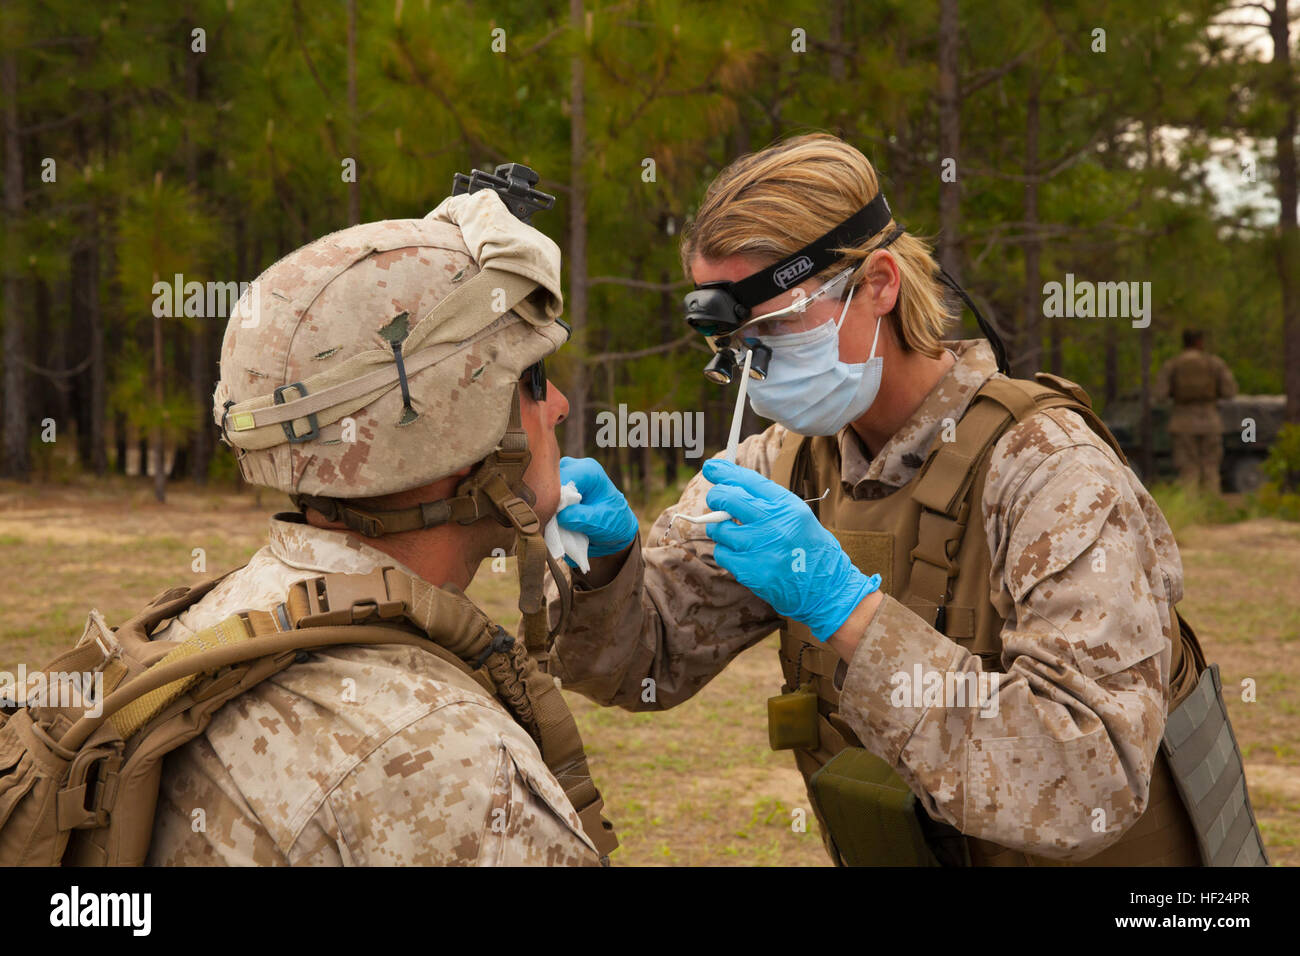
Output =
[
  {"x1": 701, "y1": 264, "x2": 861, "y2": 384},
  {"x1": 741, "y1": 264, "x2": 860, "y2": 337}
]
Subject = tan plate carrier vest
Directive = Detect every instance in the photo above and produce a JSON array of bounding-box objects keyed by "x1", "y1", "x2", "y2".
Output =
[
  {"x1": 771, "y1": 371, "x2": 1254, "y2": 866},
  {"x1": 0, "y1": 566, "x2": 618, "y2": 866},
  {"x1": 1171, "y1": 352, "x2": 1219, "y2": 403}
]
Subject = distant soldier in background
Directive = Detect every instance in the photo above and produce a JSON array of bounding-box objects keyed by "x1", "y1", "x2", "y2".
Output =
[{"x1": 1155, "y1": 329, "x2": 1237, "y2": 494}]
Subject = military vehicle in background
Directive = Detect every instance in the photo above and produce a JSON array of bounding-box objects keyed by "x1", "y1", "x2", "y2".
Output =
[{"x1": 1103, "y1": 394, "x2": 1285, "y2": 492}]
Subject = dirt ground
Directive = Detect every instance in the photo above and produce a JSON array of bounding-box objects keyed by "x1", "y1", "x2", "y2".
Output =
[{"x1": 1, "y1": 476, "x2": 1295, "y2": 866}]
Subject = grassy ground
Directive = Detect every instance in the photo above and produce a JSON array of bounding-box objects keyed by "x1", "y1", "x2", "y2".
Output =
[{"x1": 1, "y1": 476, "x2": 1294, "y2": 866}]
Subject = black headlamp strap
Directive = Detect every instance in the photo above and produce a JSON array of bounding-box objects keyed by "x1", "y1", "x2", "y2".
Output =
[
  {"x1": 725, "y1": 192, "x2": 894, "y2": 309},
  {"x1": 938, "y1": 266, "x2": 1010, "y2": 374}
]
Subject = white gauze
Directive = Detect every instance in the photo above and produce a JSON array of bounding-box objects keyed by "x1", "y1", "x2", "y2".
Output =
[{"x1": 543, "y1": 481, "x2": 590, "y2": 573}]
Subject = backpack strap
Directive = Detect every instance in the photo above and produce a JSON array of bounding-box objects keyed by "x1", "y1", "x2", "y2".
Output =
[
  {"x1": 59, "y1": 615, "x2": 450, "y2": 751},
  {"x1": 114, "y1": 569, "x2": 246, "y2": 665},
  {"x1": 392, "y1": 572, "x2": 618, "y2": 859},
  {"x1": 1026, "y1": 372, "x2": 1128, "y2": 465},
  {"x1": 58, "y1": 566, "x2": 618, "y2": 864},
  {"x1": 286, "y1": 568, "x2": 617, "y2": 859}
]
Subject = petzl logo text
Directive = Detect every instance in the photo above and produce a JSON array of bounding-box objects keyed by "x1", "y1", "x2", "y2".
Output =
[{"x1": 773, "y1": 256, "x2": 814, "y2": 289}]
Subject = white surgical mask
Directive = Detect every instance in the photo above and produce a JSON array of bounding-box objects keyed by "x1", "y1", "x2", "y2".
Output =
[{"x1": 746, "y1": 278, "x2": 884, "y2": 435}]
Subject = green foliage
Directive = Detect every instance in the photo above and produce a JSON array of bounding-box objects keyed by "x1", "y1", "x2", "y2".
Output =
[
  {"x1": 206, "y1": 443, "x2": 243, "y2": 488},
  {"x1": 1263, "y1": 424, "x2": 1300, "y2": 493},
  {"x1": 3, "y1": 0, "x2": 1293, "y2": 483},
  {"x1": 1254, "y1": 483, "x2": 1300, "y2": 522},
  {"x1": 114, "y1": 177, "x2": 219, "y2": 305},
  {"x1": 1149, "y1": 481, "x2": 1254, "y2": 535},
  {"x1": 108, "y1": 345, "x2": 198, "y2": 443}
]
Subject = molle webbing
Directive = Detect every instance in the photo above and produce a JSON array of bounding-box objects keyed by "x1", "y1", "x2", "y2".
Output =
[
  {"x1": 910, "y1": 373, "x2": 1128, "y2": 521},
  {"x1": 1161, "y1": 663, "x2": 1269, "y2": 866},
  {"x1": 775, "y1": 372, "x2": 1130, "y2": 633},
  {"x1": 905, "y1": 374, "x2": 1127, "y2": 624}
]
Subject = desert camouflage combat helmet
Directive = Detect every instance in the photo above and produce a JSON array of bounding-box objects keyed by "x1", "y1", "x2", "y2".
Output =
[
  {"x1": 215, "y1": 184, "x2": 572, "y2": 650},
  {"x1": 213, "y1": 187, "x2": 567, "y2": 507}
]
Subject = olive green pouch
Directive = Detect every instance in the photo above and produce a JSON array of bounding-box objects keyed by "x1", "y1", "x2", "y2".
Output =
[
  {"x1": 808, "y1": 747, "x2": 941, "y2": 866},
  {"x1": 767, "y1": 683, "x2": 819, "y2": 751}
]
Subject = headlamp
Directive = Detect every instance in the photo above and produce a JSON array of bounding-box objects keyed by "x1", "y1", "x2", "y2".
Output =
[
  {"x1": 682, "y1": 188, "x2": 1011, "y2": 380},
  {"x1": 684, "y1": 193, "x2": 895, "y2": 382},
  {"x1": 693, "y1": 261, "x2": 865, "y2": 389},
  {"x1": 685, "y1": 285, "x2": 751, "y2": 338}
]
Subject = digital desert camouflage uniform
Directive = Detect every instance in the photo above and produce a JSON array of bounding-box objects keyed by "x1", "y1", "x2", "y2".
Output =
[
  {"x1": 145, "y1": 516, "x2": 600, "y2": 867},
  {"x1": 144, "y1": 186, "x2": 603, "y2": 867},
  {"x1": 548, "y1": 338, "x2": 1185, "y2": 860},
  {"x1": 1155, "y1": 347, "x2": 1238, "y2": 493}
]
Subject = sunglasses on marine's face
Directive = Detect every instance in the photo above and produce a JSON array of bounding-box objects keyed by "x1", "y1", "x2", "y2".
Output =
[{"x1": 522, "y1": 360, "x2": 546, "y2": 401}]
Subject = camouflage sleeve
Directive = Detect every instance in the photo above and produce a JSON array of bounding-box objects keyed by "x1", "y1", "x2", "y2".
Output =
[
  {"x1": 314, "y1": 703, "x2": 602, "y2": 866},
  {"x1": 549, "y1": 425, "x2": 787, "y2": 710},
  {"x1": 836, "y1": 407, "x2": 1181, "y2": 860},
  {"x1": 1216, "y1": 356, "x2": 1238, "y2": 400}
]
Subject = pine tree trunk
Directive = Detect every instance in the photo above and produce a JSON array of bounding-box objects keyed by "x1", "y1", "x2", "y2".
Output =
[
  {"x1": 152, "y1": 271, "x2": 167, "y2": 503},
  {"x1": 114, "y1": 411, "x2": 127, "y2": 476},
  {"x1": 185, "y1": 7, "x2": 211, "y2": 484},
  {"x1": 88, "y1": 221, "x2": 106, "y2": 475},
  {"x1": 1, "y1": 50, "x2": 29, "y2": 479},
  {"x1": 37, "y1": 280, "x2": 68, "y2": 450},
  {"x1": 1270, "y1": 0, "x2": 1299, "y2": 423},
  {"x1": 346, "y1": 0, "x2": 360, "y2": 226},
  {"x1": 1139, "y1": 119, "x2": 1155, "y2": 480},
  {"x1": 829, "y1": 0, "x2": 847, "y2": 82},
  {"x1": 1016, "y1": 70, "x2": 1041, "y2": 379},
  {"x1": 657, "y1": 263, "x2": 679, "y2": 485},
  {"x1": 72, "y1": 245, "x2": 91, "y2": 468},
  {"x1": 564, "y1": 0, "x2": 589, "y2": 460},
  {"x1": 937, "y1": 0, "x2": 962, "y2": 284},
  {"x1": 190, "y1": 312, "x2": 210, "y2": 483}
]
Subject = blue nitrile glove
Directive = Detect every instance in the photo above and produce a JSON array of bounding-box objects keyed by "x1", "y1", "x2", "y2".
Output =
[
  {"x1": 557, "y1": 456, "x2": 639, "y2": 557},
  {"x1": 703, "y1": 458, "x2": 881, "y2": 641}
]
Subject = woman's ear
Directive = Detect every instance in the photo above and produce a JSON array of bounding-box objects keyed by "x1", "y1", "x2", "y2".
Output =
[{"x1": 862, "y1": 249, "x2": 901, "y2": 317}]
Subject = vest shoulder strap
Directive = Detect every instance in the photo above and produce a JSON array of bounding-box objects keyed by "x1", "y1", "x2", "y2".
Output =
[
  {"x1": 772, "y1": 427, "x2": 814, "y2": 499},
  {"x1": 905, "y1": 373, "x2": 1125, "y2": 622},
  {"x1": 913, "y1": 372, "x2": 1127, "y2": 520}
]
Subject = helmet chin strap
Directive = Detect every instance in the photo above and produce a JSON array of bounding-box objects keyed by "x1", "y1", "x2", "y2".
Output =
[{"x1": 289, "y1": 383, "x2": 571, "y2": 664}]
